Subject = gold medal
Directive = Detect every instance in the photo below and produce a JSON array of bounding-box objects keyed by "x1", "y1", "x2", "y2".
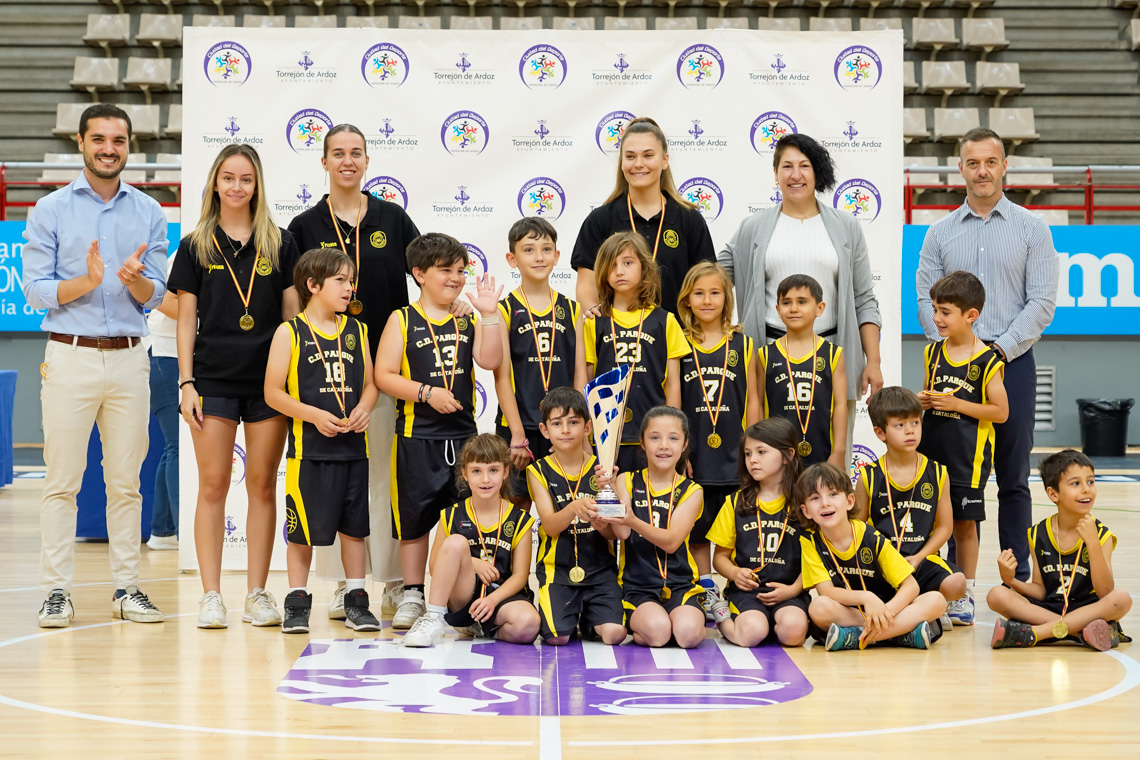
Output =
[
  {"x1": 690, "y1": 336, "x2": 733, "y2": 456},
  {"x1": 661, "y1": 586, "x2": 671, "y2": 601},
  {"x1": 569, "y1": 566, "x2": 586, "y2": 584},
  {"x1": 341, "y1": 417, "x2": 351, "y2": 426},
  {"x1": 214, "y1": 233, "x2": 261, "y2": 336},
  {"x1": 239, "y1": 313, "x2": 255, "y2": 331},
  {"x1": 707, "y1": 433, "x2": 722, "y2": 449},
  {"x1": 1053, "y1": 620, "x2": 1069, "y2": 639},
  {"x1": 348, "y1": 299, "x2": 363, "y2": 315},
  {"x1": 624, "y1": 407, "x2": 634, "y2": 423},
  {"x1": 784, "y1": 336, "x2": 820, "y2": 459},
  {"x1": 796, "y1": 440, "x2": 812, "y2": 457}
]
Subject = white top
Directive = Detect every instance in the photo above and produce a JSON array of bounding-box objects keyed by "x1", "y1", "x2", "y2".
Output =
[
  {"x1": 763, "y1": 213, "x2": 839, "y2": 333},
  {"x1": 145, "y1": 253, "x2": 178, "y2": 358}
]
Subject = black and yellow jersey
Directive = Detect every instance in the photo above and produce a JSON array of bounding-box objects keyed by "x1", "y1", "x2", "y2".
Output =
[
  {"x1": 618, "y1": 470, "x2": 701, "y2": 589},
  {"x1": 284, "y1": 314, "x2": 369, "y2": 461},
  {"x1": 497, "y1": 290, "x2": 580, "y2": 430},
  {"x1": 1031, "y1": 515, "x2": 1116, "y2": 609},
  {"x1": 439, "y1": 499, "x2": 535, "y2": 582},
  {"x1": 583, "y1": 306, "x2": 689, "y2": 445},
  {"x1": 759, "y1": 336, "x2": 842, "y2": 464},
  {"x1": 801, "y1": 521, "x2": 915, "y2": 603},
  {"x1": 861, "y1": 455, "x2": 947, "y2": 557},
  {"x1": 528, "y1": 454, "x2": 617, "y2": 587},
  {"x1": 706, "y1": 491, "x2": 802, "y2": 591},
  {"x1": 394, "y1": 303, "x2": 477, "y2": 440},
  {"x1": 919, "y1": 339, "x2": 1003, "y2": 488},
  {"x1": 680, "y1": 331, "x2": 753, "y2": 485}
]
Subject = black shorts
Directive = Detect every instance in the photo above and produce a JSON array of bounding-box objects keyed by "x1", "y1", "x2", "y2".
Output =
[
  {"x1": 495, "y1": 421, "x2": 552, "y2": 501},
  {"x1": 200, "y1": 394, "x2": 280, "y2": 423},
  {"x1": 622, "y1": 583, "x2": 704, "y2": 625},
  {"x1": 725, "y1": 586, "x2": 811, "y2": 633},
  {"x1": 1027, "y1": 593, "x2": 1100, "y2": 616},
  {"x1": 615, "y1": 444, "x2": 647, "y2": 477},
  {"x1": 692, "y1": 483, "x2": 735, "y2": 544},
  {"x1": 391, "y1": 435, "x2": 466, "y2": 540},
  {"x1": 536, "y1": 580, "x2": 625, "y2": 640},
  {"x1": 445, "y1": 579, "x2": 534, "y2": 639},
  {"x1": 950, "y1": 483, "x2": 987, "y2": 522},
  {"x1": 913, "y1": 555, "x2": 960, "y2": 596},
  {"x1": 285, "y1": 458, "x2": 369, "y2": 546}
]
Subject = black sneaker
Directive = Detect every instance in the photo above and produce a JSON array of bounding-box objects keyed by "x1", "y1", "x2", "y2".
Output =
[
  {"x1": 344, "y1": 588, "x2": 381, "y2": 632},
  {"x1": 1111, "y1": 620, "x2": 1132, "y2": 644},
  {"x1": 282, "y1": 591, "x2": 312, "y2": 634},
  {"x1": 990, "y1": 617, "x2": 1036, "y2": 649}
]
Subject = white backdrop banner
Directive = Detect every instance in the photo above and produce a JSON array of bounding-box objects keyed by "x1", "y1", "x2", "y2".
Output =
[{"x1": 179, "y1": 27, "x2": 903, "y2": 571}]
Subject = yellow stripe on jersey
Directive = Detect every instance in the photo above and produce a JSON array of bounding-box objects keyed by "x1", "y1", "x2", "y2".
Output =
[
  {"x1": 537, "y1": 584, "x2": 559, "y2": 637},
  {"x1": 389, "y1": 434, "x2": 402, "y2": 538},
  {"x1": 286, "y1": 320, "x2": 305, "y2": 459},
  {"x1": 397, "y1": 309, "x2": 415, "y2": 437},
  {"x1": 285, "y1": 458, "x2": 311, "y2": 545}
]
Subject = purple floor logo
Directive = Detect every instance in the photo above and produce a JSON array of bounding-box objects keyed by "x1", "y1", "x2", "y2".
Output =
[
  {"x1": 750, "y1": 111, "x2": 797, "y2": 153},
  {"x1": 676, "y1": 44, "x2": 724, "y2": 89},
  {"x1": 278, "y1": 638, "x2": 812, "y2": 716},
  {"x1": 441, "y1": 111, "x2": 489, "y2": 155},
  {"x1": 205, "y1": 41, "x2": 251, "y2": 86},
  {"x1": 834, "y1": 45, "x2": 882, "y2": 91},
  {"x1": 679, "y1": 177, "x2": 724, "y2": 221},
  {"x1": 363, "y1": 176, "x2": 409, "y2": 210},
  {"x1": 518, "y1": 177, "x2": 566, "y2": 220},
  {"x1": 362, "y1": 43, "x2": 409, "y2": 88},
  {"x1": 596, "y1": 110, "x2": 635, "y2": 156},
  {"x1": 520, "y1": 45, "x2": 567, "y2": 89},
  {"x1": 833, "y1": 178, "x2": 882, "y2": 222}
]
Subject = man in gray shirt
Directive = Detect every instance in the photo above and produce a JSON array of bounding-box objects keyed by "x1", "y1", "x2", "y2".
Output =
[{"x1": 916, "y1": 127, "x2": 1058, "y2": 585}]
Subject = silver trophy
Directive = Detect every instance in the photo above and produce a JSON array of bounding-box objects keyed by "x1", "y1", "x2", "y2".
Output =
[{"x1": 584, "y1": 364, "x2": 631, "y2": 519}]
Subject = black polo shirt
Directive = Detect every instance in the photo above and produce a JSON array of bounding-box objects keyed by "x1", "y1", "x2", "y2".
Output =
[
  {"x1": 167, "y1": 226, "x2": 300, "y2": 397},
  {"x1": 287, "y1": 192, "x2": 420, "y2": 358},
  {"x1": 570, "y1": 193, "x2": 716, "y2": 317}
]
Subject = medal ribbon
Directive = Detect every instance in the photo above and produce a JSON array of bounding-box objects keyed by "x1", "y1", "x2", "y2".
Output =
[
  {"x1": 518, "y1": 289, "x2": 557, "y2": 392},
  {"x1": 925, "y1": 336, "x2": 979, "y2": 397},
  {"x1": 419, "y1": 302, "x2": 460, "y2": 393},
  {"x1": 626, "y1": 193, "x2": 667, "y2": 262},
  {"x1": 690, "y1": 333, "x2": 732, "y2": 439},
  {"x1": 645, "y1": 471, "x2": 680, "y2": 590},
  {"x1": 881, "y1": 457, "x2": 921, "y2": 553},
  {"x1": 213, "y1": 233, "x2": 261, "y2": 321},
  {"x1": 552, "y1": 453, "x2": 591, "y2": 580},
  {"x1": 754, "y1": 497, "x2": 790, "y2": 576},
  {"x1": 783, "y1": 335, "x2": 819, "y2": 447},
  {"x1": 327, "y1": 195, "x2": 363, "y2": 299},
  {"x1": 1056, "y1": 522, "x2": 1085, "y2": 623},
  {"x1": 820, "y1": 522, "x2": 870, "y2": 622},
  {"x1": 301, "y1": 314, "x2": 349, "y2": 422},
  {"x1": 469, "y1": 498, "x2": 507, "y2": 599}
]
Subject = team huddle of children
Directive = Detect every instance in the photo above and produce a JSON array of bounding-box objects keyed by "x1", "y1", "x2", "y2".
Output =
[{"x1": 266, "y1": 216, "x2": 1131, "y2": 652}]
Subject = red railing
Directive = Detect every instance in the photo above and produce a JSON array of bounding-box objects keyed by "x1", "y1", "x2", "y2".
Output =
[
  {"x1": 904, "y1": 166, "x2": 1140, "y2": 225},
  {"x1": 0, "y1": 162, "x2": 181, "y2": 221}
]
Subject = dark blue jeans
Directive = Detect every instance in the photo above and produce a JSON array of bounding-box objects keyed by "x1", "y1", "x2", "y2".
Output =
[
  {"x1": 994, "y1": 348, "x2": 1036, "y2": 581},
  {"x1": 149, "y1": 352, "x2": 180, "y2": 537}
]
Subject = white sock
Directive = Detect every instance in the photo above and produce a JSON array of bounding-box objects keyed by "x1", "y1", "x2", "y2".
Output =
[
  {"x1": 403, "y1": 589, "x2": 425, "y2": 603},
  {"x1": 966, "y1": 578, "x2": 976, "y2": 588},
  {"x1": 289, "y1": 587, "x2": 307, "y2": 594},
  {"x1": 346, "y1": 579, "x2": 365, "y2": 592},
  {"x1": 426, "y1": 604, "x2": 447, "y2": 617}
]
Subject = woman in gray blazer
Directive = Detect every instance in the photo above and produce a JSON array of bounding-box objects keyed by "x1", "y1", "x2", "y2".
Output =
[{"x1": 717, "y1": 134, "x2": 884, "y2": 410}]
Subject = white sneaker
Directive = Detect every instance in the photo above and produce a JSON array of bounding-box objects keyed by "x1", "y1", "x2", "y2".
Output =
[
  {"x1": 328, "y1": 582, "x2": 347, "y2": 620},
  {"x1": 146, "y1": 534, "x2": 178, "y2": 551},
  {"x1": 113, "y1": 585, "x2": 164, "y2": 623},
  {"x1": 198, "y1": 591, "x2": 228, "y2": 629},
  {"x1": 402, "y1": 612, "x2": 446, "y2": 647},
  {"x1": 392, "y1": 590, "x2": 425, "y2": 629},
  {"x1": 38, "y1": 589, "x2": 74, "y2": 628},
  {"x1": 381, "y1": 581, "x2": 404, "y2": 617},
  {"x1": 243, "y1": 588, "x2": 282, "y2": 626}
]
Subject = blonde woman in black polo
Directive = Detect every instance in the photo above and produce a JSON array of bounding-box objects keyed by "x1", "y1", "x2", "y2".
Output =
[{"x1": 168, "y1": 143, "x2": 301, "y2": 629}]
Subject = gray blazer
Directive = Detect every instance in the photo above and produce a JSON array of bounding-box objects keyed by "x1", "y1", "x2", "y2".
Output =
[{"x1": 717, "y1": 202, "x2": 882, "y2": 399}]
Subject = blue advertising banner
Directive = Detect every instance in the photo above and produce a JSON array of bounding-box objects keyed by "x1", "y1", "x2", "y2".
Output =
[
  {"x1": 903, "y1": 224, "x2": 1140, "y2": 335},
  {"x1": 0, "y1": 221, "x2": 181, "y2": 331}
]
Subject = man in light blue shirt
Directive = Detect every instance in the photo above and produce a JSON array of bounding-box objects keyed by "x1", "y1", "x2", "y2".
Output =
[
  {"x1": 916, "y1": 127, "x2": 1059, "y2": 590},
  {"x1": 21, "y1": 104, "x2": 169, "y2": 628}
]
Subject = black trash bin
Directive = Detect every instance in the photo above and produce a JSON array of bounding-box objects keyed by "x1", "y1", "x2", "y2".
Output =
[{"x1": 1076, "y1": 398, "x2": 1134, "y2": 457}]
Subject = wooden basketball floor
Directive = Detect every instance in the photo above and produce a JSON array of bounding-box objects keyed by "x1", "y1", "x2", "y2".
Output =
[{"x1": 1, "y1": 467, "x2": 1137, "y2": 759}]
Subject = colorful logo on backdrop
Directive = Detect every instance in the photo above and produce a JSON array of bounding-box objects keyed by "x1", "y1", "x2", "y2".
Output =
[
  {"x1": 441, "y1": 111, "x2": 489, "y2": 155},
  {"x1": 205, "y1": 41, "x2": 252, "y2": 86},
  {"x1": 834, "y1": 46, "x2": 882, "y2": 91},
  {"x1": 278, "y1": 638, "x2": 812, "y2": 716},
  {"x1": 362, "y1": 43, "x2": 410, "y2": 88},
  {"x1": 231, "y1": 444, "x2": 246, "y2": 484},
  {"x1": 676, "y1": 44, "x2": 725, "y2": 89},
  {"x1": 833, "y1": 178, "x2": 882, "y2": 222},
  {"x1": 520, "y1": 45, "x2": 567, "y2": 89},
  {"x1": 286, "y1": 109, "x2": 333, "y2": 154},
  {"x1": 595, "y1": 110, "x2": 635, "y2": 156},
  {"x1": 679, "y1": 178, "x2": 724, "y2": 222},
  {"x1": 517, "y1": 178, "x2": 566, "y2": 220},
  {"x1": 750, "y1": 112, "x2": 797, "y2": 153},
  {"x1": 850, "y1": 443, "x2": 877, "y2": 486},
  {"x1": 363, "y1": 176, "x2": 409, "y2": 210},
  {"x1": 463, "y1": 243, "x2": 489, "y2": 280}
]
